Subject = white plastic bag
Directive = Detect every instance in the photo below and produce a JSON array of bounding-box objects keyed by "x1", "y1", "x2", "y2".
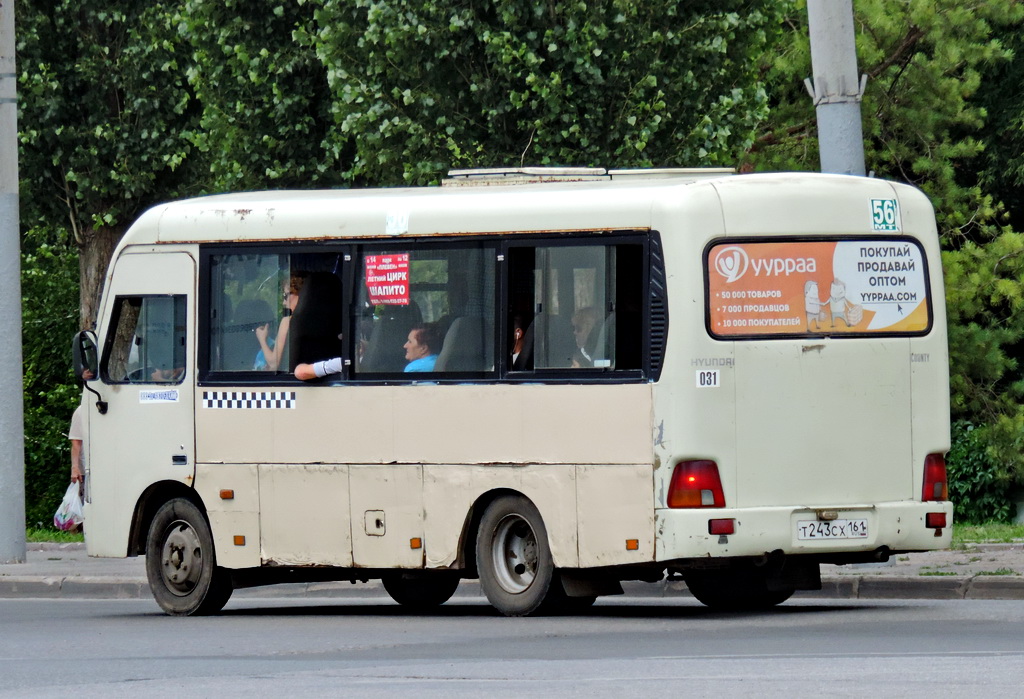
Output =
[{"x1": 53, "y1": 482, "x2": 84, "y2": 531}]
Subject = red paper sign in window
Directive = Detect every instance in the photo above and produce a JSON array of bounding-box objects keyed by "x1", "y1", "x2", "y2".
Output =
[{"x1": 364, "y1": 253, "x2": 410, "y2": 305}]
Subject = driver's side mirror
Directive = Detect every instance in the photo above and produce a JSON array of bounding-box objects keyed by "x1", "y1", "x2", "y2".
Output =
[{"x1": 72, "y1": 330, "x2": 99, "y2": 382}]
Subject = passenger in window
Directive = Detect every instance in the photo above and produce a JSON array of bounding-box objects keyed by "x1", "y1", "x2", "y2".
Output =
[
  {"x1": 511, "y1": 315, "x2": 528, "y2": 369},
  {"x1": 255, "y1": 273, "x2": 306, "y2": 371},
  {"x1": 150, "y1": 367, "x2": 185, "y2": 382},
  {"x1": 293, "y1": 322, "x2": 441, "y2": 377},
  {"x1": 570, "y1": 306, "x2": 601, "y2": 368},
  {"x1": 227, "y1": 299, "x2": 273, "y2": 371},
  {"x1": 403, "y1": 323, "x2": 441, "y2": 372},
  {"x1": 294, "y1": 357, "x2": 342, "y2": 381}
]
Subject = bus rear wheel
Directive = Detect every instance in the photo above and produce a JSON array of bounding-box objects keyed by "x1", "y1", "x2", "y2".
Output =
[
  {"x1": 476, "y1": 495, "x2": 556, "y2": 617},
  {"x1": 145, "y1": 498, "x2": 233, "y2": 616},
  {"x1": 684, "y1": 571, "x2": 794, "y2": 611},
  {"x1": 382, "y1": 572, "x2": 460, "y2": 609}
]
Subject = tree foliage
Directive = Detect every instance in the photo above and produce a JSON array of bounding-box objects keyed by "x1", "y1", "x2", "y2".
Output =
[
  {"x1": 17, "y1": 0, "x2": 198, "y2": 326},
  {"x1": 947, "y1": 421, "x2": 1016, "y2": 523},
  {"x1": 16, "y1": 0, "x2": 200, "y2": 527},
  {"x1": 975, "y1": 18, "x2": 1024, "y2": 234},
  {"x1": 20, "y1": 232, "x2": 81, "y2": 527},
  {"x1": 298, "y1": 0, "x2": 783, "y2": 185},
  {"x1": 179, "y1": 0, "x2": 341, "y2": 190},
  {"x1": 749, "y1": 0, "x2": 1019, "y2": 230}
]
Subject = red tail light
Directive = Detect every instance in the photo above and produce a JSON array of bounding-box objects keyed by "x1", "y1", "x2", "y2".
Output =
[
  {"x1": 668, "y1": 460, "x2": 725, "y2": 508},
  {"x1": 922, "y1": 453, "x2": 948, "y2": 502},
  {"x1": 708, "y1": 518, "x2": 735, "y2": 535}
]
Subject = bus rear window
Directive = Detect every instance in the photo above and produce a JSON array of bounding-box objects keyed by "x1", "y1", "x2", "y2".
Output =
[{"x1": 705, "y1": 238, "x2": 931, "y2": 339}]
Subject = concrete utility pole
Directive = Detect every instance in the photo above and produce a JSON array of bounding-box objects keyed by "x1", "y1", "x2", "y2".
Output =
[
  {"x1": 804, "y1": 0, "x2": 867, "y2": 176},
  {"x1": 0, "y1": 0, "x2": 26, "y2": 564}
]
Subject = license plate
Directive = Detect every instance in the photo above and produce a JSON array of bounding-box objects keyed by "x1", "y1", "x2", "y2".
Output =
[{"x1": 796, "y1": 518, "x2": 868, "y2": 540}]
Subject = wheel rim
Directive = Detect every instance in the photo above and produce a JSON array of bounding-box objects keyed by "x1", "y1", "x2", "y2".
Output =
[
  {"x1": 160, "y1": 519, "x2": 204, "y2": 596},
  {"x1": 490, "y1": 513, "x2": 538, "y2": 594}
]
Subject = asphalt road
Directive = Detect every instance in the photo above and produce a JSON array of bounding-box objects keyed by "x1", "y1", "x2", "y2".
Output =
[{"x1": 3, "y1": 597, "x2": 1023, "y2": 698}]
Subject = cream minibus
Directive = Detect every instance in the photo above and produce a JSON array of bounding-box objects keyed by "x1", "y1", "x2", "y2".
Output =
[{"x1": 71, "y1": 168, "x2": 952, "y2": 616}]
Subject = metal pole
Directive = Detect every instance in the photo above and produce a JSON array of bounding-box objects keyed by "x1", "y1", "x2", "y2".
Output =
[
  {"x1": 0, "y1": 0, "x2": 26, "y2": 564},
  {"x1": 804, "y1": 0, "x2": 867, "y2": 176}
]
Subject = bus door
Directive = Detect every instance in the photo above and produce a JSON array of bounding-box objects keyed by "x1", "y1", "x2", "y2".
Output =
[{"x1": 88, "y1": 251, "x2": 196, "y2": 557}]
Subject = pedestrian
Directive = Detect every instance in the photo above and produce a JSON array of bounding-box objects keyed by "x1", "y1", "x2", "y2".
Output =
[{"x1": 68, "y1": 404, "x2": 85, "y2": 498}]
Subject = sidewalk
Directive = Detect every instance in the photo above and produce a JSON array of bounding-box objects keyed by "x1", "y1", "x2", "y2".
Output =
[{"x1": 2, "y1": 542, "x2": 1023, "y2": 601}]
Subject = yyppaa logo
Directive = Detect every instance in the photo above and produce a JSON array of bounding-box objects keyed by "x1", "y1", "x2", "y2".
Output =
[{"x1": 714, "y1": 246, "x2": 749, "y2": 283}]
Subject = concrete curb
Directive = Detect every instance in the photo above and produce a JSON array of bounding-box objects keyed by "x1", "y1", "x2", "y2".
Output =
[
  {"x1": 0, "y1": 577, "x2": 148, "y2": 599},
  {"x1": 3, "y1": 574, "x2": 1023, "y2": 601},
  {"x1": 26, "y1": 542, "x2": 87, "y2": 552}
]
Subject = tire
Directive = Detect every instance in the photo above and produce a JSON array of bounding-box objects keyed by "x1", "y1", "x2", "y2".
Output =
[
  {"x1": 476, "y1": 495, "x2": 556, "y2": 616},
  {"x1": 145, "y1": 498, "x2": 233, "y2": 616},
  {"x1": 381, "y1": 572, "x2": 460, "y2": 609},
  {"x1": 685, "y1": 571, "x2": 794, "y2": 611}
]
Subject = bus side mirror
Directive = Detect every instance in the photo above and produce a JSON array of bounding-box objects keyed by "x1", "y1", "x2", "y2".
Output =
[
  {"x1": 73, "y1": 330, "x2": 107, "y2": 414},
  {"x1": 72, "y1": 330, "x2": 99, "y2": 382}
]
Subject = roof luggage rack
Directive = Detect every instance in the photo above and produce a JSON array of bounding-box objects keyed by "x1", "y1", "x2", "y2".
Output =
[{"x1": 443, "y1": 167, "x2": 735, "y2": 187}]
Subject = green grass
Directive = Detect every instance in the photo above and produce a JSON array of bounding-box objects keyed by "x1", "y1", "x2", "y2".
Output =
[
  {"x1": 976, "y1": 568, "x2": 1018, "y2": 576},
  {"x1": 952, "y1": 522, "x2": 1024, "y2": 546},
  {"x1": 25, "y1": 527, "x2": 84, "y2": 544},
  {"x1": 919, "y1": 570, "x2": 958, "y2": 576}
]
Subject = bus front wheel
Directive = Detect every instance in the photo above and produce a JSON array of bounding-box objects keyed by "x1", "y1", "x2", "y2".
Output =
[
  {"x1": 145, "y1": 498, "x2": 233, "y2": 616},
  {"x1": 476, "y1": 495, "x2": 556, "y2": 616}
]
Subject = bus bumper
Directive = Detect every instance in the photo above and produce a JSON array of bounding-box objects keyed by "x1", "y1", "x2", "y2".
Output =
[{"x1": 655, "y1": 501, "x2": 954, "y2": 562}]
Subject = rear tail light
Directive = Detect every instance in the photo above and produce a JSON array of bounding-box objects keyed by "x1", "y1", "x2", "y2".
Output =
[
  {"x1": 922, "y1": 453, "x2": 948, "y2": 502},
  {"x1": 668, "y1": 460, "x2": 725, "y2": 508},
  {"x1": 926, "y1": 512, "x2": 947, "y2": 529}
]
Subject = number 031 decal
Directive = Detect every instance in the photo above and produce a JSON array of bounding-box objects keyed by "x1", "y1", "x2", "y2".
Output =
[{"x1": 696, "y1": 369, "x2": 720, "y2": 388}]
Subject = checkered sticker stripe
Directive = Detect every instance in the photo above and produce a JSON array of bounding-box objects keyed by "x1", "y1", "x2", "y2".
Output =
[{"x1": 202, "y1": 391, "x2": 296, "y2": 409}]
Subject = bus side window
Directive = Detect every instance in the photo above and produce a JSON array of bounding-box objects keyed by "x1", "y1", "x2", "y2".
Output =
[
  {"x1": 208, "y1": 253, "x2": 289, "y2": 373},
  {"x1": 509, "y1": 241, "x2": 643, "y2": 373},
  {"x1": 430, "y1": 247, "x2": 495, "y2": 372},
  {"x1": 102, "y1": 296, "x2": 186, "y2": 384},
  {"x1": 355, "y1": 244, "x2": 495, "y2": 375},
  {"x1": 206, "y1": 252, "x2": 345, "y2": 375}
]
